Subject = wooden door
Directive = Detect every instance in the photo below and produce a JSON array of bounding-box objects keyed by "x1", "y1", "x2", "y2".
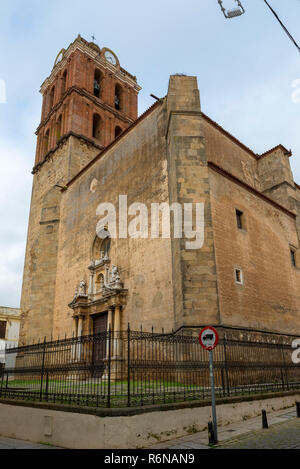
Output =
[{"x1": 92, "y1": 313, "x2": 108, "y2": 378}]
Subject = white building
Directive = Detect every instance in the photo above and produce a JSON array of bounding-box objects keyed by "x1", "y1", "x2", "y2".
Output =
[{"x1": 0, "y1": 307, "x2": 21, "y2": 367}]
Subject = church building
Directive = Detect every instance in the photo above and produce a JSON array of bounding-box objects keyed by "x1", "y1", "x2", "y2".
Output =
[{"x1": 19, "y1": 35, "x2": 300, "y2": 344}]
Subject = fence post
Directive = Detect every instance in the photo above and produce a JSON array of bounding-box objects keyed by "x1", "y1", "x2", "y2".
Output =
[
  {"x1": 2, "y1": 342, "x2": 7, "y2": 397},
  {"x1": 0, "y1": 368, "x2": 4, "y2": 395},
  {"x1": 296, "y1": 401, "x2": 300, "y2": 418},
  {"x1": 5, "y1": 373, "x2": 8, "y2": 397},
  {"x1": 223, "y1": 334, "x2": 230, "y2": 397},
  {"x1": 280, "y1": 366, "x2": 285, "y2": 391},
  {"x1": 262, "y1": 409, "x2": 268, "y2": 429},
  {"x1": 45, "y1": 372, "x2": 49, "y2": 402},
  {"x1": 127, "y1": 323, "x2": 131, "y2": 408},
  {"x1": 281, "y1": 339, "x2": 289, "y2": 391},
  {"x1": 107, "y1": 326, "x2": 111, "y2": 408},
  {"x1": 40, "y1": 337, "x2": 46, "y2": 401}
]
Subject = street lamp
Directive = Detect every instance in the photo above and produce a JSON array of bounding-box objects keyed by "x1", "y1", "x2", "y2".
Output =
[
  {"x1": 218, "y1": 0, "x2": 245, "y2": 19},
  {"x1": 217, "y1": 0, "x2": 300, "y2": 54}
]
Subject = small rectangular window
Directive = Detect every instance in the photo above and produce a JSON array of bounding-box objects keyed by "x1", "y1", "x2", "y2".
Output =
[
  {"x1": 291, "y1": 249, "x2": 296, "y2": 267},
  {"x1": 235, "y1": 268, "x2": 243, "y2": 285},
  {"x1": 236, "y1": 210, "x2": 243, "y2": 229},
  {"x1": 0, "y1": 321, "x2": 6, "y2": 339}
]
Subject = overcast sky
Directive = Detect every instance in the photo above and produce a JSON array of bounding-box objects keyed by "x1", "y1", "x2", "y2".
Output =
[{"x1": 0, "y1": 0, "x2": 299, "y2": 308}]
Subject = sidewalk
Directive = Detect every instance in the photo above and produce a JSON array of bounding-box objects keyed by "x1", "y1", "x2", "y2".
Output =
[
  {"x1": 0, "y1": 436, "x2": 61, "y2": 449},
  {"x1": 150, "y1": 406, "x2": 299, "y2": 449}
]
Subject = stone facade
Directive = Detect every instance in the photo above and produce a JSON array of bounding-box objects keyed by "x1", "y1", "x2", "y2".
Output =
[{"x1": 19, "y1": 37, "x2": 300, "y2": 344}]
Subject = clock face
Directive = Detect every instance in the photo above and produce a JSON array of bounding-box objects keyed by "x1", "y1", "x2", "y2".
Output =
[
  {"x1": 56, "y1": 52, "x2": 63, "y2": 63},
  {"x1": 104, "y1": 51, "x2": 117, "y2": 65}
]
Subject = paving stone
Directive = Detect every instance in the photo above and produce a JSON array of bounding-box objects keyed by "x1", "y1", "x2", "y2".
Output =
[
  {"x1": 0, "y1": 436, "x2": 60, "y2": 449},
  {"x1": 150, "y1": 407, "x2": 299, "y2": 450},
  {"x1": 217, "y1": 418, "x2": 300, "y2": 449}
]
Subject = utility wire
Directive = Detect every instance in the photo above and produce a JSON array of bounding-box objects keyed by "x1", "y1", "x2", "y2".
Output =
[{"x1": 263, "y1": 0, "x2": 300, "y2": 53}]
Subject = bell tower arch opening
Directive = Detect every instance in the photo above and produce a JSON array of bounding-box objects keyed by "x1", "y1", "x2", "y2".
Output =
[
  {"x1": 49, "y1": 86, "x2": 55, "y2": 110},
  {"x1": 114, "y1": 84, "x2": 122, "y2": 111},
  {"x1": 92, "y1": 113, "x2": 102, "y2": 142},
  {"x1": 61, "y1": 69, "x2": 67, "y2": 97},
  {"x1": 94, "y1": 69, "x2": 102, "y2": 98},
  {"x1": 43, "y1": 129, "x2": 50, "y2": 156},
  {"x1": 56, "y1": 115, "x2": 62, "y2": 142}
]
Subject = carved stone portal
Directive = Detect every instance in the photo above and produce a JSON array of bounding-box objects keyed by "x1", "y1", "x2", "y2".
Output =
[{"x1": 68, "y1": 253, "x2": 127, "y2": 379}]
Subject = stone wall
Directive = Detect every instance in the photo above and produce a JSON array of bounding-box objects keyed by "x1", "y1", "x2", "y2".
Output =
[
  {"x1": 19, "y1": 137, "x2": 100, "y2": 344},
  {"x1": 52, "y1": 100, "x2": 175, "y2": 336},
  {"x1": 209, "y1": 165, "x2": 300, "y2": 335},
  {"x1": 0, "y1": 393, "x2": 298, "y2": 448}
]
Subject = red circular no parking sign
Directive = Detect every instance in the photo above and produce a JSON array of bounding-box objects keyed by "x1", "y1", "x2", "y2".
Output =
[{"x1": 199, "y1": 327, "x2": 219, "y2": 351}]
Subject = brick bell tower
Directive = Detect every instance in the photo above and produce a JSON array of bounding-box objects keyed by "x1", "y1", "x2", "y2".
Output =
[
  {"x1": 34, "y1": 34, "x2": 141, "y2": 171},
  {"x1": 19, "y1": 36, "x2": 141, "y2": 344}
]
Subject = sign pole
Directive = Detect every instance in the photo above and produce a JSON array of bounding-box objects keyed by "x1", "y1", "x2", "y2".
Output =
[
  {"x1": 199, "y1": 326, "x2": 219, "y2": 445},
  {"x1": 209, "y1": 349, "x2": 218, "y2": 443}
]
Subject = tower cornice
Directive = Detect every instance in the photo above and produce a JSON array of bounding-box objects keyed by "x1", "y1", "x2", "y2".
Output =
[
  {"x1": 36, "y1": 86, "x2": 136, "y2": 135},
  {"x1": 40, "y1": 35, "x2": 141, "y2": 94}
]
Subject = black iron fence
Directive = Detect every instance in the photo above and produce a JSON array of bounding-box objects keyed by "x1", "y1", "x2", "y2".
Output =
[{"x1": 1, "y1": 327, "x2": 300, "y2": 408}]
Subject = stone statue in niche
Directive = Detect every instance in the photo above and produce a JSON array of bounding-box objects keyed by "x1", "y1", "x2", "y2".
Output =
[
  {"x1": 79, "y1": 280, "x2": 87, "y2": 295},
  {"x1": 109, "y1": 265, "x2": 122, "y2": 290},
  {"x1": 111, "y1": 265, "x2": 118, "y2": 282},
  {"x1": 72, "y1": 280, "x2": 87, "y2": 302}
]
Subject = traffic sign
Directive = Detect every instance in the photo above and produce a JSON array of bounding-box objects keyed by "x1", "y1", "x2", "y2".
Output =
[
  {"x1": 199, "y1": 326, "x2": 219, "y2": 351},
  {"x1": 199, "y1": 326, "x2": 219, "y2": 443}
]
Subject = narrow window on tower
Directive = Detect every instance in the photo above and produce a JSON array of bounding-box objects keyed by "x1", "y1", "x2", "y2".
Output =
[
  {"x1": 61, "y1": 69, "x2": 67, "y2": 97},
  {"x1": 43, "y1": 129, "x2": 50, "y2": 155},
  {"x1": 236, "y1": 209, "x2": 244, "y2": 230},
  {"x1": 290, "y1": 248, "x2": 296, "y2": 267},
  {"x1": 115, "y1": 84, "x2": 122, "y2": 111},
  {"x1": 94, "y1": 69, "x2": 102, "y2": 98},
  {"x1": 92, "y1": 114, "x2": 102, "y2": 141},
  {"x1": 49, "y1": 86, "x2": 55, "y2": 109},
  {"x1": 56, "y1": 115, "x2": 62, "y2": 142},
  {"x1": 234, "y1": 268, "x2": 243, "y2": 285}
]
